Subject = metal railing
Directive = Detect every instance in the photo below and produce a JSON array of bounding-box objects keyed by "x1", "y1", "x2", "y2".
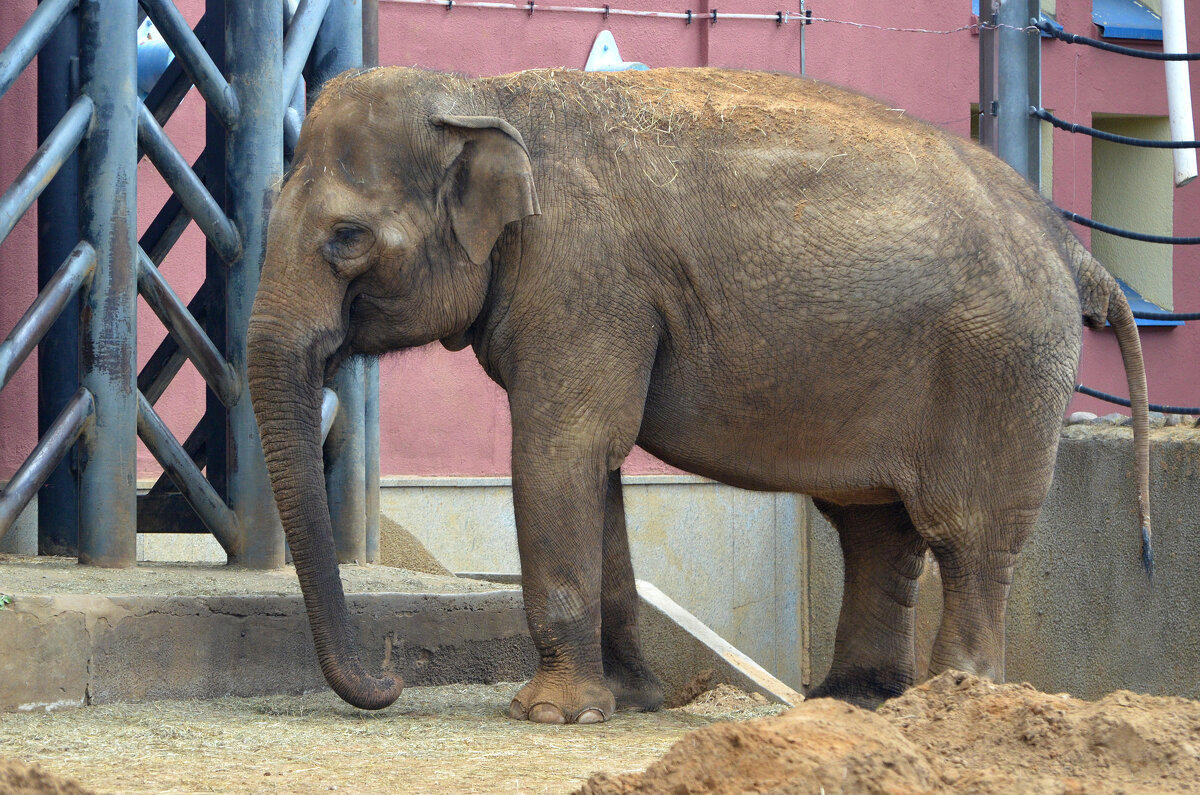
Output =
[{"x1": 0, "y1": 0, "x2": 379, "y2": 567}]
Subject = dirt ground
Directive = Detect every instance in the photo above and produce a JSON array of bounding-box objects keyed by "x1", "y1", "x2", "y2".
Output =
[
  {"x1": 5, "y1": 674, "x2": 1200, "y2": 794},
  {"x1": 582, "y1": 672, "x2": 1200, "y2": 795}
]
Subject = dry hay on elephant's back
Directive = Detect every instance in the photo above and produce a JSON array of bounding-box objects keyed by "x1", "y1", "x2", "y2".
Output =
[
  {"x1": 0, "y1": 759, "x2": 94, "y2": 795},
  {"x1": 580, "y1": 671, "x2": 1200, "y2": 795}
]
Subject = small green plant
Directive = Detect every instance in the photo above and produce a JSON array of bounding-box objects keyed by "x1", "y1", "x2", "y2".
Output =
[{"x1": 0, "y1": 594, "x2": 12, "y2": 610}]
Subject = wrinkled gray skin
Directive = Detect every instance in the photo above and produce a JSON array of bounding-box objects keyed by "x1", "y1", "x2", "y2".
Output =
[{"x1": 247, "y1": 67, "x2": 1150, "y2": 722}]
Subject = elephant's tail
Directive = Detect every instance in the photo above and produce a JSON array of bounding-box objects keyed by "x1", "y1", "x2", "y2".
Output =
[{"x1": 1072, "y1": 243, "x2": 1153, "y2": 577}]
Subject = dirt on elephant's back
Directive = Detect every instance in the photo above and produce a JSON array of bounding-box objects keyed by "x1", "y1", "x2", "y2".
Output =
[{"x1": 580, "y1": 671, "x2": 1200, "y2": 795}]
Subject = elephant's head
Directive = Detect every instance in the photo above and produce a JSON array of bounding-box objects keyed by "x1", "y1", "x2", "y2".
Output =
[{"x1": 247, "y1": 69, "x2": 539, "y2": 710}]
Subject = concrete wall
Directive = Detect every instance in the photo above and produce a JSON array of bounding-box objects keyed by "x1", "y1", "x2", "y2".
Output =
[{"x1": 384, "y1": 429, "x2": 1200, "y2": 700}]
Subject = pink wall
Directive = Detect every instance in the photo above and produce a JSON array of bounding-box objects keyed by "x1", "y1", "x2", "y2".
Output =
[{"x1": 1, "y1": 0, "x2": 1197, "y2": 484}]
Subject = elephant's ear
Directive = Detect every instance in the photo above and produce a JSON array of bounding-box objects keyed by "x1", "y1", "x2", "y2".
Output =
[{"x1": 431, "y1": 114, "x2": 541, "y2": 266}]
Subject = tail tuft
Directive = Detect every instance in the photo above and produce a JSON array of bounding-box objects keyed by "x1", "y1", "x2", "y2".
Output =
[{"x1": 1141, "y1": 523, "x2": 1154, "y2": 580}]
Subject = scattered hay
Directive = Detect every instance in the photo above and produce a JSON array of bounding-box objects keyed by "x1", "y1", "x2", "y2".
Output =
[{"x1": 0, "y1": 683, "x2": 769, "y2": 795}]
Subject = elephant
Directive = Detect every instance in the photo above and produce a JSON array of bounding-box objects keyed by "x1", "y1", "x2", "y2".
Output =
[{"x1": 247, "y1": 66, "x2": 1150, "y2": 723}]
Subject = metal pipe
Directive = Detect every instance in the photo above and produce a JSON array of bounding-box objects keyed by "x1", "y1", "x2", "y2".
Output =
[
  {"x1": 0, "y1": 95, "x2": 93, "y2": 245},
  {"x1": 78, "y1": 0, "x2": 139, "y2": 568},
  {"x1": 312, "y1": 0, "x2": 368, "y2": 564},
  {"x1": 996, "y1": 0, "x2": 1040, "y2": 184},
  {"x1": 1162, "y1": 0, "x2": 1197, "y2": 187},
  {"x1": 363, "y1": 0, "x2": 379, "y2": 68},
  {"x1": 136, "y1": 249, "x2": 240, "y2": 408},
  {"x1": 139, "y1": 0, "x2": 239, "y2": 128},
  {"x1": 140, "y1": 192, "x2": 192, "y2": 266},
  {"x1": 282, "y1": 0, "x2": 333, "y2": 116},
  {"x1": 0, "y1": 388, "x2": 94, "y2": 541},
  {"x1": 364, "y1": 359, "x2": 380, "y2": 563},
  {"x1": 37, "y1": 0, "x2": 84, "y2": 556},
  {"x1": 137, "y1": 101, "x2": 242, "y2": 263},
  {"x1": 0, "y1": 241, "x2": 95, "y2": 390},
  {"x1": 321, "y1": 387, "x2": 339, "y2": 441},
  {"x1": 325, "y1": 358, "x2": 367, "y2": 564},
  {"x1": 225, "y1": 0, "x2": 286, "y2": 568},
  {"x1": 0, "y1": 0, "x2": 76, "y2": 101},
  {"x1": 138, "y1": 280, "x2": 212, "y2": 405},
  {"x1": 136, "y1": 392, "x2": 241, "y2": 556}
]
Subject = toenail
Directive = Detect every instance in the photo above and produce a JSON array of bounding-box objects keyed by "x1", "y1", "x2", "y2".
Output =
[{"x1": 576, "y1": 708, "x2": 606, "y2": 724}]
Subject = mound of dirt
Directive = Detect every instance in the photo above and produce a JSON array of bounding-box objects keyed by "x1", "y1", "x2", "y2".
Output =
[
  {"x1": 0, "y1": 759, "x2": 93, "y2": 795},
  {"x1": 377, "y1": 513, "x2": 452, "y2": 575},
  {"x1": 580, "y1": 672, "x2": 1200, "y2": 794}
]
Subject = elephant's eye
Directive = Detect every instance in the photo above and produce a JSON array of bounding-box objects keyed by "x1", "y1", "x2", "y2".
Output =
[{"x1": 324, "y1": 223, "x2": 375, "y2": 266}]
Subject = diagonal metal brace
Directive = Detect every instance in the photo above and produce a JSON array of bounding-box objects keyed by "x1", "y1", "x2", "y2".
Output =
[
  {"x1": 136, "y1": 390, "x2": 241, "y2": 557},
  {"x1": 137, "y1": 101, "x2": 242, "y2": 263},
  {"x1": 136, "y1": 247, "x2": 240, "y2": 408},
  {"x1": 140, "y1": 0, "x2": 239, "y2": 129}
]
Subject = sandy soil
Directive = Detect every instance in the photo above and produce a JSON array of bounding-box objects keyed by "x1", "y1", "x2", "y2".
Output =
[
  {"x1": 6, "y1": 674, "x2": 1200, "y2": 794},
  {"x1": 581, "y1": 672, "x2": 1200, "y2": 794}
]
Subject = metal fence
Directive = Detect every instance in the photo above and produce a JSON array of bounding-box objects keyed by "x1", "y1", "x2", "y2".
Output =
[{"x1": 0, "y1": 0, "x2": 379, "y2": 567}]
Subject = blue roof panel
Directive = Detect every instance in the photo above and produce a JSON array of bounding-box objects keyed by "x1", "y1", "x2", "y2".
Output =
[{"x1": 1092, "y1": 0, "x2": 1163, "y2": 41}]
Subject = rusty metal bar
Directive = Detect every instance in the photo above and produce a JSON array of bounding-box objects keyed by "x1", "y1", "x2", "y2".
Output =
[
  {"x1": 0, "y1": 0, "x2": 77, "y2": 101},
  {"x1": 136, "y1": 391, "x2": 240, "y2": 556},
  {"x1": 0, "y1": 241, "x2": 95, "y2": 390},
  {"x1": 136, "y1": 248, "x2": 240, "y2": 408},
  {"x1": 77, "y1": 0, "x2": 139, "y2": 567},
  {"x1": 140, "y1": 192, "x2": 192, "y2": 266},
  {"x1": 140, "y1": 0, "x2": 239, "y2": 128},
  {"x1": 0, "y1": 388, "x2": 94, "y2": 541},
  {"x1": 136, "y1": 101, "x2": 241, "y2": 263},
  {"x1": 0, "y1": 94, "x2": 93, "y2": 245}
]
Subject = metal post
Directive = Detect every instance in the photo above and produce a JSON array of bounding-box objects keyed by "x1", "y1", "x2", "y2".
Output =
[
  {"x1": 225, "y1": 0, "x2": 286, "y2": 568},
  {"x1": 325, "y1": 358, "x2": 367, "y2": 563},
  {"x1": 996, "y1": 0, "x2": 1041, "y2": 184},
  {"x1": 978, "y1": 2, "x2": 998, "y2": 152},
  {"x1": 364, "y1": 361, "x2": 380, "y2": 563},
  {"x1": 36, "y1": 0, "x2": 81, "y2": 556},
  {"x1": 362, "y1": 0, "x2": 378, "y2": 68},
  {"x1": 77, "y1": 0, "x2": 138, "y2": 567},
  {"x1": 310, "y1": 0, "x2": 368, "y2": 563}
]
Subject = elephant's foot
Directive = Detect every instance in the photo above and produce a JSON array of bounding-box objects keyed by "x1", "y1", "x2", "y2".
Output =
[
  {"x1": 508, "y1": 672, "x2": 616, "y2": 724},
  {"x1": 808, "y1": 667, "x2": 914, "y2": 710},
  {"x1": 603, "y1": 653, "x2": 664, "y2": 712}
]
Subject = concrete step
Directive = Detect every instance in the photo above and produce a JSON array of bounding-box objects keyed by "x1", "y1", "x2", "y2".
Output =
[{"x1": 0, "y1": 557, "x2": 800, "y2": 712}]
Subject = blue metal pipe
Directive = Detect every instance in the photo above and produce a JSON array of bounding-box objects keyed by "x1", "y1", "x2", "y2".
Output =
[
  {"x1": 225, "y1": 0, "x2": 286, "y2": 568},
  {"x1": 312, "y1": 0, "x2": 367, "y2": 564},
  {"x1": 282, "y1": 0, "x2": 333, "y2": 115},
  {"x1": 77, "y1": 0, "x2": 139, "y2": 568},
  {"x1": 136, "y1": 249, "x2": 240, "y2": 408},
  {"x1": 136, "y1": 392, "x2": 241, "y2": 556},
  {"x1": 0, "y1": 241, "x2": 95, "y2": 390},
  {"x1": 0, "y1": 0, "x2": 76, "y2": 101},
  {"x1": 0, "y1": 95, "x2": 93, "y2": 245},
  {"x1": 364, "y1": 359, "x2": 380, "y2": 563},
  {"x1": 137, "y1": 101, "x2": 242, "y2": 263},
  {"x1": 0, "y1": 387, "x2": 94, "y2": 541},
  {"x1": 37, "y1": 0, "x2": 84, "y2": 556},
  {"x1": 139, "y1": 0, "x2": 239, "y2": 128}
]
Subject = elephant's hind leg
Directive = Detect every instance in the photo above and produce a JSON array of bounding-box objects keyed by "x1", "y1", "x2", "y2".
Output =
[
  {"x1": 600, "y1": 470, "x2": 665, "y2": 712},
  {"x1": 808, "y1": 500, "x2": 928, "y2": 708}
]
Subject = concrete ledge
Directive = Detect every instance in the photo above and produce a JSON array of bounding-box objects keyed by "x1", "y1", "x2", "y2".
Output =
[{"x1": 1, "y1": 563, "x2": 798, "y2": 712}]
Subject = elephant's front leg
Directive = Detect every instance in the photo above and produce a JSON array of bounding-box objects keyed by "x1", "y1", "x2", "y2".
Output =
[
  {"x1": 600, "y1": 470, "x2": 664, "y2": 712},
  {"x1": 507, "y1": 450, "x2": 613, "y2": 724}
]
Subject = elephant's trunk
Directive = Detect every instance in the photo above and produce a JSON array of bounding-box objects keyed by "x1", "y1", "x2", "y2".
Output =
[{"x1": 248, "y1": 317, "x2": 403, "y2": 710}]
